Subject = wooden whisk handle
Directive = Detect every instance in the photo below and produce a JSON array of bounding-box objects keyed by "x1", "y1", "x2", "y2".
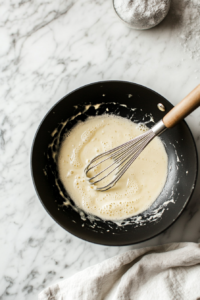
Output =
[{"x1": 163, "y1": 84, "x2": 200, "y2": 128}]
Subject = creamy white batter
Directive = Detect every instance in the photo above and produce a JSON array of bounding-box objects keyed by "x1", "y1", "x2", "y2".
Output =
[{"x1": 58, "y1": 115, "x2": 168, "y2": 220}]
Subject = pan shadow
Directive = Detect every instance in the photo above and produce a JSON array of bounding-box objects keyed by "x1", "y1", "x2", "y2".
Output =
[{"x1": 130, "y1": 138, "x2": 200, "y2": 250}]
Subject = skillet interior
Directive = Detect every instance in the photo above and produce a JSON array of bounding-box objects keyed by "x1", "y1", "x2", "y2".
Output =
[{"x1": 31, "y1": 81, "x2": 198, "y2": 246}]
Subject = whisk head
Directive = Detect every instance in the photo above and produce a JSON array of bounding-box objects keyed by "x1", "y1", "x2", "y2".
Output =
[{"x1": 84, "y1": 129, "x2": 156, "y2": 191}]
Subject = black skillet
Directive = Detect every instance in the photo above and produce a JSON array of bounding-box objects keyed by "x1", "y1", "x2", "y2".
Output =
[{"x1": 31, "y1": 81, "x2": 198, "y2": 246}]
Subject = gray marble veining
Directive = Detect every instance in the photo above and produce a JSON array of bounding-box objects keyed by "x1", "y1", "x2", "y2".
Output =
[{"x1": 0, "y1": 0, "x2": 200, "y2": 299}]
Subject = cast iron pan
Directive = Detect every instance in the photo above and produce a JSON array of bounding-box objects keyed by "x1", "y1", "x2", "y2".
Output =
[{"x1": 31, "y1": 81, "x2": 198, "y2": 246}]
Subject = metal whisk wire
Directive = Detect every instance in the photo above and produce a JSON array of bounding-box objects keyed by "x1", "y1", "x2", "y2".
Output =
[
  {"x1": 84, "y1": 84, "x2": 200, "y2": 191},
  {"x1": 84, "y1": 129, "x2": 156, "y2": 191}
]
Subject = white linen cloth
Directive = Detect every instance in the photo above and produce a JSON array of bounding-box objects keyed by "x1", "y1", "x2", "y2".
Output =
[{"x1": 39, "y1": 242, "x2": 200, "y2": 300}]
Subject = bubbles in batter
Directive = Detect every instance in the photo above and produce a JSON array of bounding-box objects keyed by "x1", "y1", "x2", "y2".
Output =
[{"x1": 58, "y1": 115, "x2": 168, "y2": 220}]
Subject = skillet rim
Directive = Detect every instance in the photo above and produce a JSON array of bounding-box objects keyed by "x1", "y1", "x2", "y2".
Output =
[{"x1": 30, "y1": 80, "x2": 198, "y2": 246}]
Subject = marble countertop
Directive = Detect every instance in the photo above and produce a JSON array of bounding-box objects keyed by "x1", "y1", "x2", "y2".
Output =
[{"x1": 1, "y1": 0, "x2": 200, "y2": 299}]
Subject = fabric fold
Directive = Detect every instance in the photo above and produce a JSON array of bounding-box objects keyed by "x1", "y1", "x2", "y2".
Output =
[{"x1": 39, "y1": 242, "x2": 200, "y2": 300}]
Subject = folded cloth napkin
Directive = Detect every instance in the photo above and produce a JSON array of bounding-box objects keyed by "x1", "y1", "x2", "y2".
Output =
[{"x1": 39, "y1": 242, "x2": 200, "y2": 300}]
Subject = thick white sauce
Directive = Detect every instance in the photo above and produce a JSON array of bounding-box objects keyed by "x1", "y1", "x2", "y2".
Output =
[{"x1": 58, "y1": 115, "x2": 168, "y2": 220}]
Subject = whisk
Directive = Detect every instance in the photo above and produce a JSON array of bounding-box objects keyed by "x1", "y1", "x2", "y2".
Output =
[{"x1": 85, "y1": 85, "x2": 200, "y2": 191}]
